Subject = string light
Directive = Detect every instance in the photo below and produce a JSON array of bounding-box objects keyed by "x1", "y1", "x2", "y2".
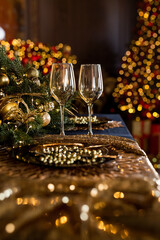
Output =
[
  {"x1": 0, "y1": 39, "x2": 77, "y2": 75},
  {"x1": 113, "y1": 0, "x2": 160, "y2": 120}
]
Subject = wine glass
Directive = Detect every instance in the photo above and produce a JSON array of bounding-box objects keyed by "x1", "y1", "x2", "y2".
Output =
[
  {"x1": 50, "y1": 63, "x2": 76, "y2": 135},
  {"x1": 78, "y1": 64, "x2": 103, "y2": 136}
]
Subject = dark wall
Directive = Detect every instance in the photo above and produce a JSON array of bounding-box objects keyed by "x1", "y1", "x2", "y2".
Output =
[{"x1": 26, "y1": 0, "x2": 137, "y2": 75}]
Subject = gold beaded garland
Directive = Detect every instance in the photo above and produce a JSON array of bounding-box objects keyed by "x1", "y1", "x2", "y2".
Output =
[{"x1": 15, "y1": 144, "x2": 106, "y2": 167}]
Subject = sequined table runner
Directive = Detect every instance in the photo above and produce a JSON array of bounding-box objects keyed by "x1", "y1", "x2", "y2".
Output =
[{"x1": 0, "y1": 134, "x2": 159, "y2": 240}]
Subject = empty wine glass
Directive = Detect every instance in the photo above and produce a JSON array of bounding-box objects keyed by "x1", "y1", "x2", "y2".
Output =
[
  {"x1": 50, "y1": 63, "x2": 76, "y2": 135},
  {"x1": 78, "y1": 64, "x2": 103, "y2": 136}
]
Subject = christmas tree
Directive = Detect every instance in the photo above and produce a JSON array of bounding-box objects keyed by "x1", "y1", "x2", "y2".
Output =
[{"x1": 113, "y1": 0, "x2": 160, "y2": 121}]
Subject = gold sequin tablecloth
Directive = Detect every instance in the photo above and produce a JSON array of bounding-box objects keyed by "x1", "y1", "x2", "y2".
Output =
[{"x1": 0, "y1": 134, "x2": 160, "y2": 240}]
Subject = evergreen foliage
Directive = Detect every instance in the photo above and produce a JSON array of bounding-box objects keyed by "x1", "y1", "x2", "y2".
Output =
[{"x1": 0, "y1": 46, "x2": 74, "y2": 146}]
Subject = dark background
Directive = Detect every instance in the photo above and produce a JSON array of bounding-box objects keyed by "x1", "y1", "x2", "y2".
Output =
[{"x1": 25, "y1": 0, "x2": 137, "y2": 75}]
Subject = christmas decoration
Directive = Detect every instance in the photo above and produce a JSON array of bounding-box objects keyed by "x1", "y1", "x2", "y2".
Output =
[
  {"x1": 26, "y1": 67, "x2": 39, "y2": 78},
  {"x1": 0, "y1": 73, "x2": 10, "y2": 98},
  {"x1": 0, "y1": 39, "x2": 77, "y2": 75},
  {"x1": 41, "y1": 112, "x2": 51, "y2": 127},
  {"x1": 0, "y1": 73, "x2": 10, "y2": 87},
  {"x1": 0, "y1": 45, "x2": 75, "y2": 146},
  {"x1": 0, "y1": 90, "x2": 5, "y2": 98},
  {"x1": 0, "y1": 101, "x2": 19, "y2": 120},
  {"x1": 113, "y1": 0, "x2": 160, "y2": 121},
  {"x1": 26, "y1": 67, "x2": 40, "y2": 86},
  {"x1": 11, "y1": 142, "x2": 115, "y2": 167}
]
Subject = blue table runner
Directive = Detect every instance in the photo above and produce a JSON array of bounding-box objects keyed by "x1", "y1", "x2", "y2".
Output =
[{"x1": 67, "y1": 114, "x2": 133, "y2": 140}]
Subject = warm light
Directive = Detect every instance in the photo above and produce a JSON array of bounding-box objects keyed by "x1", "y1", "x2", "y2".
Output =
[
  {"x1": 153, "y1": 112, "x2": 159, "y2": 118},
  {"x1": 81, "y1": 204, "x2": 89, "y2": 212},
  {"x1": 62, "y1": 196, "x2": 69, "y2": 204},
  {"x1": 80, "y1": 212, "x2": 88, "y2": 221},
  {"x1": 120, "y1": 106, "x2": 128, "y2": 111},
  {"x1": 137, "y1": 105, "x2": 142, "y2": 111},
  {"x1": 48, "y1": 183, "x2": 55, "y2": 192},
  {"x1": 69, "y1": 184, "x2": 75, "y2": 191},
  {"x1": 60, "y1": 216, "x2": 68, "y2": 224},
  {"x1": 94, "y1": 201, "x2": 106, "y2": 210},
  {"x1": 5, "y1": 223, "x2": 15, "y2": 233},
  {"x1": 139, "y1": 11, "x2": 143, "y2": 17},
  {"x1": 144, "y1": 12, "x2": 149, "y2": 18},
  {"x1": 17, "y1": 198, "x2": 23, "y2": 205},
  {"x1": 98, "y1": 183, "x2": 108, "y2": 191},
  {"x1": 98, "y1": 220, "x2": 105, "y2": 230},
  {"x1": 113, "y1": 192, "x2": 124, "y2": 199},
  {"x1": 90, "y1": 188, "x2": 98, "y2": 197},
  {"x1": 126, "y1": 51, "x2": 131, "y2": 56},
  {"x1": 128, "y1": 109, "x2": 134, "y2": 113},
  {"x1": 146, "y1": 112, "x2": 152, "y2": 118},
  {"x1": 119, "y1": 70, "x2": 124, "y2": 75},
  {"x1": 55, "y1": 216, "x2": 68, "y2": 226},
  {"x1": 0, "y1": 39, "x2": 77, "y2": 76},
  {"x1": 16, "y1": 197, "x2": 40, "y2": 206}
]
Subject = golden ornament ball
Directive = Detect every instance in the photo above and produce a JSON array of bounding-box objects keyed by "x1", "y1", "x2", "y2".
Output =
[
  {"x1": 41, "y1": 112, "x2": 51, "y2": 127},
  {"x1": 26, "y1": 67, "x2": 39, "y2": 78},
  {"x1": 1, "y1": 102, "x2": 18, "y2": 117},
  {"x1": 0, "y1": 73, "x2": 10, "y2": 88}
]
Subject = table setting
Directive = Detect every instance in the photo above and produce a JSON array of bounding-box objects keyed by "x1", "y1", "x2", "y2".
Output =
[{"x1": 0, "y1": 61, "x2": 160, "y2": 240}]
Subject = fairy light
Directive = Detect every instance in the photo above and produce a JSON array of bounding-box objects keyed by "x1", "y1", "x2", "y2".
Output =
[
  {"x1": 0, "y1": 39, "x2": 77, "y2": 75},
  {"x1": 47, "y1": 183, "x2": 55, "y2": 192},
  {"x1": 113, "y1": 0, "x2": 160, "y2": 120},
  {"x1": 55, "y1": 216, "x2": 68, "y2": 227},
  {"x1": 5, "y1": 223, "x2": 15, "y2": 233}
]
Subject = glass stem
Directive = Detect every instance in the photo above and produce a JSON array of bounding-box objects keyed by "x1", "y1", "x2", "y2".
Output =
[
  {"x1": 88, "y1": 103, "x2": 93, "y2": 136},
  {"x1": 60, "y1": 104, "x2": 65, "y2": 136}
]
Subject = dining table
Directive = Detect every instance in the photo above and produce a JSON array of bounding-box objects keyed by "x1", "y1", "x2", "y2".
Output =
[{"x1": 0, "y1": 114, "x2": 160, "y2": 240}]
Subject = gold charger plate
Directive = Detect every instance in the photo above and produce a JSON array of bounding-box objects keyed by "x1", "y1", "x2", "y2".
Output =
[{"x1": 10, "y1": 141, "x2": 117, "y2": 168}]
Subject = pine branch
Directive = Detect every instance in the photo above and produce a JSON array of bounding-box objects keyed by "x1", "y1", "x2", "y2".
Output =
[{"x1": 0, "y1": 45, "x2": 75, "y2": 146}]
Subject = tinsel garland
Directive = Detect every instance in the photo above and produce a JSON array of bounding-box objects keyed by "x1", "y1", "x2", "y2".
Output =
[{"x1": 0, "y1": 46, "x2": 75, "y2": 146}]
